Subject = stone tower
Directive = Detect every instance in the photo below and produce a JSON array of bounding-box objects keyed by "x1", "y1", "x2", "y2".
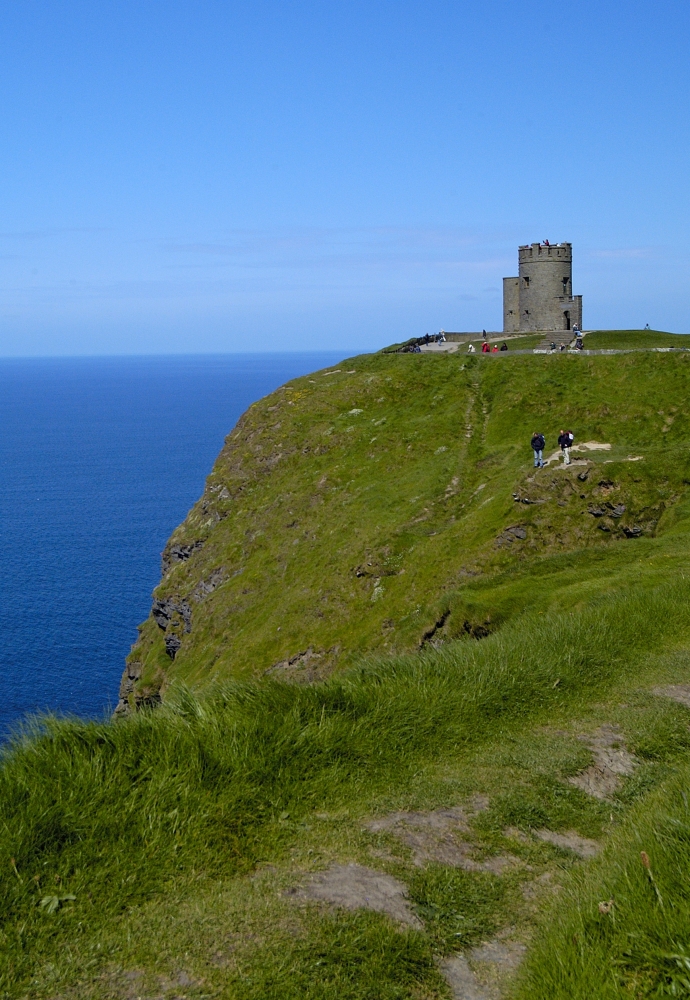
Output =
[{"x1": 503, "y1": 242, "x2": 582, "y2": 334}]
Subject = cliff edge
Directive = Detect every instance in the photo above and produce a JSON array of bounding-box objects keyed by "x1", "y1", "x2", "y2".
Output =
[{"x1": 117, "y1": 344, "x2": 690, "y2": 712}]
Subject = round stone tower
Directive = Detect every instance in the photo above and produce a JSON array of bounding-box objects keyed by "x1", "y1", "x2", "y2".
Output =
[{"x1": 518, "y1": 242, "x2": 576, "y2": 332}]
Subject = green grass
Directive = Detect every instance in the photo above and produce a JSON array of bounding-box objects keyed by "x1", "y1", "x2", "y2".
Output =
[
  {"x1": 4, "y1": 572, "x2": 690, "y2": 997},
  {"x1": 584, "y1": 328, "x2": 690, "y2": 350},
  {"x1": 126, "y1": 347, "x2": 690, "y2": 704},
  {"x1": 495, "y1": 333, "x2": 543, "y2": 350},
  {"x1": 5, "y1": 346, "x2": 690, "y2": 997},
  {"x1": 409, "y1": 866, "x2": 509, "y2": 951},
  {"x1": 516, "y1": 761, "x2": 690, "y2": 998}
]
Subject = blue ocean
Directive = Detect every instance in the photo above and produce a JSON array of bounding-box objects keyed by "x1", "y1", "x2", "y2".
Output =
[{"x1": 0, "y1": 352, "x2": 349, "y2": 738}]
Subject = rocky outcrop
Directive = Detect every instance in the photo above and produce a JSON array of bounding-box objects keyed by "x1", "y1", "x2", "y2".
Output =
[
  {"x1": 192, "y1": 567, "x2": 227, "y2": 600},
  {"x1": 114, "y1": 597, "x2": 194, "y2": 715},
  {"x1": 161, "y1": 540, "x2": 204, "y2": 575},
  {"x1": 152, "y1": 598, "x2": 192, "y2": 634},
  {"x1": 113, "y1": 660, "x2": 162, "y2": 717}
]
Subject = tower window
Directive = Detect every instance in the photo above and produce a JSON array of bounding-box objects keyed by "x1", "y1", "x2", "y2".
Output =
[{"x1": 523, "y1": 276, "x2": 530, "y2": 287}]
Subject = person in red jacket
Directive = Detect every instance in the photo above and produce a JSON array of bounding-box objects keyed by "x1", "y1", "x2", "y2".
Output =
[{"x1": 482, "y1": 341, "x2": 490, "y2": 353}]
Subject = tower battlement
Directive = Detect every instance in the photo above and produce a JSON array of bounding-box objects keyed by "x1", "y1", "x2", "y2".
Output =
[
  {"x1": 518, "y1": 242, "x2": 572, "y2": 263},
  {"x1": 503, "y1": 242, "x2": 581, "y2": 334}
]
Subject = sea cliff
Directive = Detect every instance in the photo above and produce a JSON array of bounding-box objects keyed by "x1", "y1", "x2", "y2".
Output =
[
  {"x1": 5, "y1": 333, "x2": 690, "y2": 998},
  {"x1": 119, "y1": 337, "x2": 690, "y2": 712}
]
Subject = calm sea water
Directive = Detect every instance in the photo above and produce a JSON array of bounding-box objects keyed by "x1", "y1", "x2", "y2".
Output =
[{"x1": 0, "y1": 352, "x2": 349, "y2": 738}]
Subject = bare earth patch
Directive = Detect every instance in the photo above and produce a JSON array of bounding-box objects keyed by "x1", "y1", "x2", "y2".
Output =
[
  {"x1": 285, "y1": 863, "x2": 422, "y2": 928},
  {"x1": 441, "y1": 954, "x2": 493, "y2": 999},
  {"x1": 576, "y1": 441, "x2": 612, "y2": 452},
  {"x1": 534, "y1": 829, "x2": 600, "y2": 858},
  {"x1": 365, "y1": 798, "x2": 515, "y2": 871},
  {"x1": 542, "y1": 440, "x2": 612, "y2": 467},
  {"x1": 266, "y1": 646, "x2": 336, "y2": 683},
  {"x1": 440, "y1": 934, "x2": 526, "y2": 999},
  {"x1": 653, "y1": 684, "x2": 690, "y2": 709},
  {"x1": 521, "y1": 870, "x2": 558, "y2": 901},
  {"x1": 569, "y1": 724, "x2": 638, "y2": 799}
]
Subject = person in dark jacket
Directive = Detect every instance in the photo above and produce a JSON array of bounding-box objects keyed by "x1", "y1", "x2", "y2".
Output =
[
  {"x1": 531, "y1": 432, "x2": 545, "y2": 468},
  {"x1": 500, "y1": 341, "x2": 508, "y2": 351},
  {"x1": 558, "y1": 429, "x2": 574, "y2": 464}
]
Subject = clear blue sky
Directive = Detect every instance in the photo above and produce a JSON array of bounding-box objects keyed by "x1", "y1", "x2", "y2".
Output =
[{"x1": 1, "y1": 0, "x2": 689, "y2": 355}]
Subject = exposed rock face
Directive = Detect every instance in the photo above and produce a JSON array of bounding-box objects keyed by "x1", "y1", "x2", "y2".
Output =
[
  {"x1": 114, "y1": 660, "x2": 162, "y2": 717},
  {"x1": 164, "y1": 634, "x2": 182, "y2": 659},
  {"x1": 115, "y1": 597, "x2": 194, "y2": 713},
  {"x1": 192, "y1": 568, "x2": 227, "y2": 600},
  {"x1": 114, "y1": 660, "x2": 142, "y2": 715},
  {"x1": 152, "y1": 598, "x2": 192, "y2": 634},
  {"x1": 496, "y1": 525, "x2": 527, "y2": 547},
  {"x1": 161, "y1": 540, "x2": 204, "y2": 575}
]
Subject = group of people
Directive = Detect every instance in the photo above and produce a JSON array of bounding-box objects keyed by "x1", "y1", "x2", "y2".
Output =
[
  {"x1": 549, "y1": 326, "x2": 584, "y2": 353},
  {"x1": 422, "y1": 331, "x2": 446, "y2": 345},
  {"x1": 467, "y1": 340, "x2": 508, "y2": 354},
  {"x1": 411, "y1": 326, "x2": 586, "y2": 355},
  {"x1": 530, "y1": 429, "x2": 574, "y2": 468}
]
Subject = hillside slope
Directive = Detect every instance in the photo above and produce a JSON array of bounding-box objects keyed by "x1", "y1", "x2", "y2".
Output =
[
  {"x1": 5, "y1": 344, "x2": 690, "y2": 999},
  {"x1": 120, "y1": 346, "x2": 690, "y2": 710}
]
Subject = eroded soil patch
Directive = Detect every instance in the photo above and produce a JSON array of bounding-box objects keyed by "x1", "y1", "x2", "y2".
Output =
[
  {"x1": 285, "y1": 863, "x2": 422, "y2": 928},
  {"x1": 534, "y1": 829, "x2": 600, "y2": 858},
  {"x1": 440, "y1": 933, "x2": 526, "y2": 1000},
  {"x1": 569, "y1": 724, "x2": 637, "y2": 799},
  {"x1": 365, "y1": 798, "x2": 515, "y2": 871},
  {"x1": 653, "y1": 683, "x2": 690, "y2": 709}
]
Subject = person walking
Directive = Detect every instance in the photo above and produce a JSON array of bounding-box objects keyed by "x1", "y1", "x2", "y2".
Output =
[
  {"x1": 558, "y1": 428, "x2": 574, "y2": 465},
  {"x1": 531, "y1": 431, "x2": 545, "y2": 468}
]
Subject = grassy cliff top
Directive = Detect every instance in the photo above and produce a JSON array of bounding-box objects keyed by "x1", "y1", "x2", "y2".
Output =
[
  {"x1": 4, "y1": 346, "x2": 690, "y2": 998},
  {"x1": 584, "y1": 328, "x2": 690, "y2": 349},
  {"x1": 126, "y1": 347, "x2": 690, "y2": 706}
]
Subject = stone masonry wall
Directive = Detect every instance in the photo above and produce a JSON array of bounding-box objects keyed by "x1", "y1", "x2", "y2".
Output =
[
  {"x1": 503, "y1": 277, "x2": 519, "y2": 333},
  {"x1": 518, "y1": 243, "x2": 572, "y2": 331},
  {"x1": 502, "y1": 242, "x2": 582, "y2": 333}
]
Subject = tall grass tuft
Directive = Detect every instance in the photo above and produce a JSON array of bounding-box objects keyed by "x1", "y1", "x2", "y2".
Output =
[
  {"x1": 1, "y1": 579, "x2": 690, "y2": 993},
  {"x1": 515, "y1": 761, "x2": 690, "y2": 998}
]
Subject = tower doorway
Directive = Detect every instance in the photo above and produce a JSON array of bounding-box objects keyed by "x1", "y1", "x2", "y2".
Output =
[{"x1": 564, "y1": 311, "x2": 571, "y2": 330}]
